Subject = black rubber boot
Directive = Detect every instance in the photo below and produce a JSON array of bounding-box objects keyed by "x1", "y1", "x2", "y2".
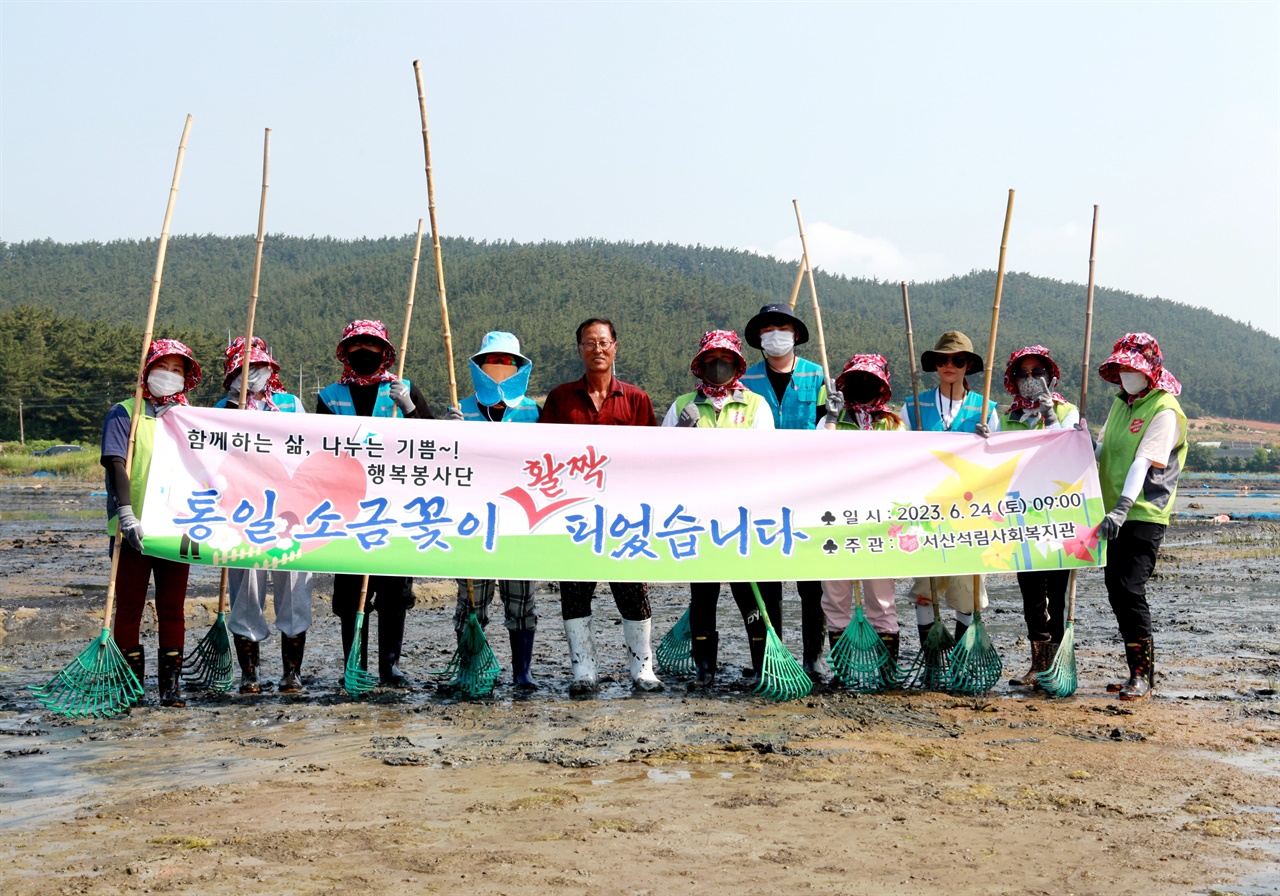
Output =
[
  {"x1": 743, "y1": 634, "x2": 767, "y2": 688},
  {"x1": 233, "y1": 634, "x2": 262, "y2": 694},
  {"x1": 509, "y1": 629, "x2": 538, "y2": 692},
  {"x1": 279, "y1": 632, "x2": 306, "y2": 693},
  {"x1": 158, "y1": 649, "x2": 185, "y2": 708},
  {"x1": 378, "y1": 604, "x2": 410, "y2": 688},
  {"x1": 339, "y1": 613, "x2": 369, "y2": 673},
  {"x1": 122, "y1": 645, "x2": 145, "y2": 691},
  {"x1": 1009, "y1": 638, "x2": 1054, "y2": 687},
  {"x1": 1118, "y1": 638, "x2": 1154, "y2": 701},
  {"x1": 954, "y1": 619, "x2": 970, "y2": 642},
  {"x1": 917, "y1": 623, "x2": 932, "y2": 646},
  {"x1": 828, "y1": 628, "x2": 844, "y2": 650},
  {"x1": 879, "y1": 631, "x2": 901, "y2": 662},
  {"x1": 688, "y1": 631, "x2": 719, "y2": 691}
]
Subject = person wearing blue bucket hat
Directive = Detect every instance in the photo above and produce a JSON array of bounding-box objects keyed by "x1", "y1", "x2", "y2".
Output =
[{"x1": 443, "y1": 331, "x2": 542, "y2": 690}]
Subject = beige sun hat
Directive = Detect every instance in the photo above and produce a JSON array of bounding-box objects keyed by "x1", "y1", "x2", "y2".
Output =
[{"x1": 921, "y1": 330, "x2": 984, "y2": 374}]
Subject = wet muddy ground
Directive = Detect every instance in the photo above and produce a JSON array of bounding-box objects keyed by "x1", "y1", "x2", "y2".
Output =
[{"x1": 1, "y1": 479, "x2": 1278, "y2": 895}]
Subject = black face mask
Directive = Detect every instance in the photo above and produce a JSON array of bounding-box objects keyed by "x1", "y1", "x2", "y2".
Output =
[
  {"x1": 347, "y1": 348, "x2": 384, "y2": 376},
  {"x1": 843, "y1": 374, "x2": 881, "y2": 406},
  {"x1": 702, "y1": 358, "x2": 737, "y2": 386}
]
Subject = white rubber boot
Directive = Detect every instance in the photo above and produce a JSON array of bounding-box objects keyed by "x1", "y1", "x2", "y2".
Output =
[
  {"x1": 563, "y1": 616, "x2": 599, "y2": 695},
  {"x1": 622, "y1": 618, "x2": 664, "y2": 692}
]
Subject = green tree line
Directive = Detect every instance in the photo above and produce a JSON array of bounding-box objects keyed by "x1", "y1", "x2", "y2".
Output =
[{"x1": 2, "y1": 235, "x2": 1276, "y2": 443}]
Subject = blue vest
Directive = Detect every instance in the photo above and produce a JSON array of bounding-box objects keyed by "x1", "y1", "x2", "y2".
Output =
[
  {"x1": 460, "y1": 395, "x2": 540, "y2": 423},
  {"x1": 907, "y1": 388, "x2": 995, "y2": 433},
  {"x1": 317, "y1": 381, "x2": 408, "y2": 418},
  {"x1": 214, "y1": 392, "x2": 300, "y2": 413},
  {"x1": 740, "y1": 357, "x2": 824, "y2": 431}
]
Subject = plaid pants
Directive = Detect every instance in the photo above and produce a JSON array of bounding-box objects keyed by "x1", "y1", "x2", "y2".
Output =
[{"x1": 453, "y1": 578, "x2": 537, "y2": 633}]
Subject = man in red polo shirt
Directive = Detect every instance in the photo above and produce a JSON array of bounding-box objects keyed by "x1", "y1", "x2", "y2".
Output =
[{"x1": 540, "y1": 318, "x2": 662, "y2": 695}]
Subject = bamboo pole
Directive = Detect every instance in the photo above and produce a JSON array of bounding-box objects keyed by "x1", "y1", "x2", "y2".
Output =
[
  {"x1": 1079, "y1": 205, "x2": 1099, "y2": 418},
  {"x1": 105, "y1": 114, "x2": 194, "y2": 627},
  {"x1": 398, "y1": 219, "x2": 425, "y2": 380},
  {"x1": 217, "y1": 127, "x2": 272, "y2": 617},
  {"x1": 787, "y1": 255, "x2": 806, "y2": 310},
  {"x1": 413, "y1": 59, "x2": 459, "y2": 409},
  {"x1": 792, "y1": 200, "x2": 830, "y2": 380},
  {"x1": 901, "y1": 282, "x2": 924, "y2": 431},
  {"x1": 978, "y1": 189, "x2": 1016, "y2": 412}
]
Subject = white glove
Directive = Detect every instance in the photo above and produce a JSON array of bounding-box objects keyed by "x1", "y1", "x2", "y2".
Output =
[
  {"x1": 1098, "y1": 496, "x2": 1133, "y2": 540},
  {"x1": 824, "y1": 377, "x2": 843, "y2": 419},
  {"x1": 388, "y1": 380, "x2": 415, "y2": 414},
  {"x1": 444, "y1": 406, "x2": 465, "y2": 422},
  {"x1": 974, "y1": 422, "x2": 990, "y2": 439},
  {"x1": 117, "y1": 504, "x2": 144, "y2": 552},
  {"x1": 677, "y1": 402, "x2": 702, "y2": 428}
]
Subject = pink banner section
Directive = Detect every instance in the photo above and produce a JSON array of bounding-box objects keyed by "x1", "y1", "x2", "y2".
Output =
[{"x1": 141, "y1": 407, "x2": 1106, "y2": 582}]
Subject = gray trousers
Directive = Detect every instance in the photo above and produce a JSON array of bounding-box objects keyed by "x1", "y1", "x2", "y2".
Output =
[
  {"x1": 453, "y1": 578, "x2": 537, "y2": 633},
  {"x1": 227, "y1": 568, "x2": 313, "y2": 641}
]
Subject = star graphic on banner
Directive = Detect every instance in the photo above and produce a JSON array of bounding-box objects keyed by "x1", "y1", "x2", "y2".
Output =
[
  {"x1": 1052, "y1": 476, "x2": 1086, "y2": 496},
  {"x1": 1062, "y1": 523, "x2": 1099, "y2": 562},
  {"x1": 925, "y1": 450, "x2": 1022, "y2": 532},
  {"x1": 981, "y1": 538, "x2": 1019, "y2": 570}
]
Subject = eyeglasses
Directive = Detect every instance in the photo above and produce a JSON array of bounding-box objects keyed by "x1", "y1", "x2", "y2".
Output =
[
  {"x1": 935, "y1": 355, "x2": 968, "y2": 369},
  {"x1": 579, "y1": 340, "x2": 616, "y2": 351},
  {"x1": 1013, "y1": 367, "x2": 1050, "y2": 380}
]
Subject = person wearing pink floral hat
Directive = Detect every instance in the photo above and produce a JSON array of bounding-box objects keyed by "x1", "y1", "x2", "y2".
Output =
[
  {"x1": 662, "y1": 329, "x2": 775, "y2": 691},
  {"x1": 215, "y1": 337, "x2": 311, "y2": 694},
  {"x1": 1095, "y1": 332, "x2": 1186, "y2": 700},
  {"x1": 999, "y1": 346, "x2": 1080, "y2": 687},
  {"x1": 818, "y1": 354, "x2": 906, "y2": 665},
  {"x1": 317, "y1": 320, "x2": 435, "y2": 688},
  {"x1": 100, "y1": 338, "x2": 203, "y2": 707}
]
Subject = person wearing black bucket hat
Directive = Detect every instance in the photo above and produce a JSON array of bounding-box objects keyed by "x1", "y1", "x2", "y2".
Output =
[
  {"x1": 740, "y1": 303, "x2": 833, "y2": 684},
  {"x1": 903, "y1": 330, "x2": 1000, "y2": 646}
]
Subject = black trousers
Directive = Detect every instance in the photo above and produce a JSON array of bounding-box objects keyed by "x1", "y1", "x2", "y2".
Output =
[
  {"x1": 1016, "y1": 568, "x2": 1070, "y2": 642},
  {"x1": 689, "y1": 581, "x2": 782, "y2": 636},
  {"x1": 1103, "y1": 520, "x2": 1166, "y2": 642},
  {"x1": 559, "y1": 581, "x2": 651, "y2": 621},
  {"x1": 332, "y1": 574, "x2": 414, "y2": 663}
]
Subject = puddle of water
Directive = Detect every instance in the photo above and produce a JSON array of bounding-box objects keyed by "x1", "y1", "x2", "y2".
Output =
[
  {"x1": 1201, "y1": 750, "x2": 1280, "y2": 778},
  {"x1": 646, "y1": 768, "x2": 691, "y2": 782},
  {"x1": 0, "y1": 510, "x2": 98, "y2": 522}
]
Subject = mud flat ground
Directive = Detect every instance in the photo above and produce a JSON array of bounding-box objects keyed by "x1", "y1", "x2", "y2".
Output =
[{"x1": 1, "y1": 479, "x2": 1278, "y2": 896}]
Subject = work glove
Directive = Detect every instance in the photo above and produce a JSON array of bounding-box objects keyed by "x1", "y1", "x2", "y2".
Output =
[
  {"x1": 1037, "y1": 393, "x2": 1059, "y2": 426},
  {"x1": 443, "y1": 406, "x2": 465, "y2": 422},
  {"x1": 388, "y1": 380, "x2": 415, "y2": 415},
  {"x1": 677, "y1": 402, "x2": 702, "y2": 428},
  {"x1": 824, "y1": 377, "x2": 843, "y2": 419},
  {"x1": 974, "y1": 422, "x2": 990, "y2": 439},
  {"x1": 117, "y1": 504, "x2": 144, "y2": 553},
  {"x1": 1098, "y1": 496, "x2": 1133, "y2": 540}
]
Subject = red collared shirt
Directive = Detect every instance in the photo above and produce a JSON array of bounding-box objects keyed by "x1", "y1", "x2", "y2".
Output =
[{"x1": 539, "y1": 375, "x2": 657, "y2": 427}]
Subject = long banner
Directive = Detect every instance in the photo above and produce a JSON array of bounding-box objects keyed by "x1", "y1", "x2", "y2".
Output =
[{"x1": 141, "y1": 406, "x2": 1106, "y2": 581}]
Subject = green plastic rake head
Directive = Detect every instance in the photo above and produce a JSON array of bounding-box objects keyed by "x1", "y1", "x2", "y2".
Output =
[
  {"x1": 343, "y1": 611, "x2": 380, "y2": 697},
  {"x1": 1036, "y1": 621, "x2": 1077, "y2": 697},
  {"x1": 944, "y1": 612, "x2": 1003, "y2": 694},
  {"x1": 748, "y1": 583, "x2": 812, "y2": 702},
  {"x1": 30, "y1": 629, "x2": 143, "y2": 718},
  {"x1": 183, "y1": 611, "x2": 233, "y2": 693},
  {"x1": 656, "y1": 607, "x2": 695, "y2": 677},
  {"x1": 830, "y1": 607, "x2": 901, "y2": 693},
  {"x1": 431, "y1": 611, "x2": 501, "y2": 699},
  {"x1": 901, "y1": 618, "x2": 954, "y2": 690}
]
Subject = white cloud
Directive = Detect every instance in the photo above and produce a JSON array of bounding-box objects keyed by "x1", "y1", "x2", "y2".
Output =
[{"x1": 760, "y1": 222, "x2": 946, "y2": 282}]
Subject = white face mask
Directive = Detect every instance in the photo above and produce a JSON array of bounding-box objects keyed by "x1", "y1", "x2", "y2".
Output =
[
  {"x1": 760, "y1": 330, "x2": 795, "y2": 358},
  {"x1": 147, "y1": 369, "x2": 185, "y2": 398},
  {"x1": 248, "y1": 366, "x2": 272, "y2": 392},
  {"x1": 1119, "y1": 371, "x2": 1150, "y2": 395}
]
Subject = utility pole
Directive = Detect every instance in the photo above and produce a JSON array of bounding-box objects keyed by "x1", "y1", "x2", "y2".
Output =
[{"x1": 18, "y1": 398, "x2": 24, "y2": 445}]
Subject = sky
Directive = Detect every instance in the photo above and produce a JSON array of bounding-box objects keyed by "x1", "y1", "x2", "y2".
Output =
[{"x1": 2, "y1": 1, "x2": 1277, "y2": 336}]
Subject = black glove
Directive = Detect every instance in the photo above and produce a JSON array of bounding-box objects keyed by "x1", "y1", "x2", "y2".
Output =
[{"x1": 1098, "y1": 496, "x2": 1133, "y2": 540}]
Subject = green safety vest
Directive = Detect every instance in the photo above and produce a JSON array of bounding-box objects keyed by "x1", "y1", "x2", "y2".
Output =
[
  {"x1": 673, "y1": 390, "x2": 764, "y2": 429},
  {"x1": 832, "y1": 410, "x2": 905, "y2": 432},
  {"x1": 1000, "y1": 399, "x2": 1078, "y2": 431},
  {"x1": 107, "y1": 398, "x2": 155, "y2": 536},
  {"x1": 1099, "y1": 389, "x2": 1187, "y2": 525}
]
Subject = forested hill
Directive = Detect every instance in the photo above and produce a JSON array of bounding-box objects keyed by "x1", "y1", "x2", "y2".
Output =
[{"x1": 2, "y1": 235, "x2": 1276, "y2": 441}]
